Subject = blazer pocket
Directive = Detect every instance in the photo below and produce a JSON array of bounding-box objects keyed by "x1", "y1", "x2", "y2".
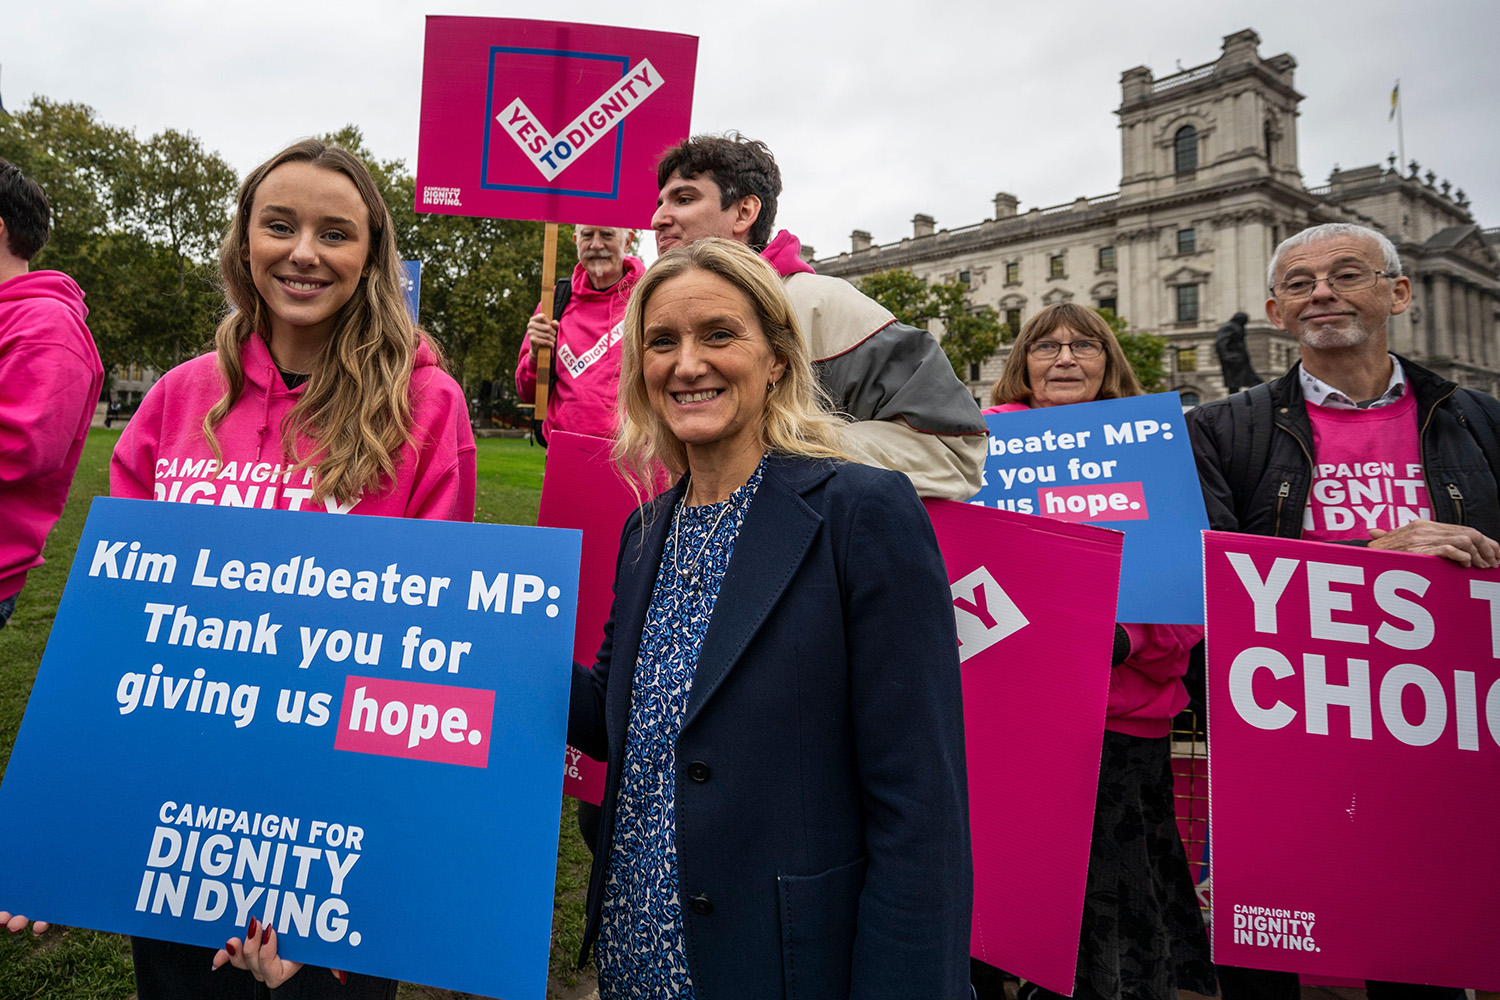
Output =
[{"x1": 777, "y1": 855, "x2": 867, "y2": 1000}]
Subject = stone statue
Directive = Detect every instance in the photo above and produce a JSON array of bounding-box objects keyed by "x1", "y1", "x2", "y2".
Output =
[{"x1": 1214, "y1": 311, "x2": 1263, "y2": 393}]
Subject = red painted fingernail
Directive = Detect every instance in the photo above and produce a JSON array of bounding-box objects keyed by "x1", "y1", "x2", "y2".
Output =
[
  {"x1": 262, "y1": 925, "x2": 271, "y2": 946},
  {"x1": 338, "y1": 970, "x2": 348, "y2": 985},
  {"x1": 247, "y1": 916, "x2": 258, "y2": 938},
  {"x1": 226, "y1": 941, "x2": 237, "y2": 956}
]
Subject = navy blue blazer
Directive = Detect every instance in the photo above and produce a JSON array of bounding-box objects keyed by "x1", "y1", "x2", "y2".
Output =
[{"x1": 570, "y1": 454, "x2": 972, "y2": 999}]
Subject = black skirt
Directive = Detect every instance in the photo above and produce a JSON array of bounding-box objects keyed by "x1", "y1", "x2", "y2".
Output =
[
  {"x1": 1064, "y1": 729, "x2": 1215, "y2": 1000},
  {"x1": 130, "y1": 937, "x2": 397, "y2": 1000}
]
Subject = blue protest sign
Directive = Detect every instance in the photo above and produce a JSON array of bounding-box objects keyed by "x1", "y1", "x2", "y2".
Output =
[
  {"x1": 401, "y1": 260, "x2": 422, "y2": 320},
  {"x1": 973, "y1": 393, "x2": 1207, "y2": 622},
  {"x1": 0, "y1": 499, "x2": 580, "y2": 998}
]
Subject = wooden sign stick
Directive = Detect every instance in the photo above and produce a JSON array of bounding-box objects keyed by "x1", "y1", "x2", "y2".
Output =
[{"x1": 533, "y1": 222, "x2": 560, "y2": 420}]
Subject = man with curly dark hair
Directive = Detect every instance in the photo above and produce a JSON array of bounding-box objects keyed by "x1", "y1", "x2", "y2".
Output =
[{"x1": 651, "y1": 134, "x2": 988, "y2": 501}]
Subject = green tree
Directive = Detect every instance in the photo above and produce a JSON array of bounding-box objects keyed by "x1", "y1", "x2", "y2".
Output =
[
  {"x1": 1097, "y1": 307, "x2": 1167, "y2": 392},
  {"x1": 855, "y1": 268, "x2": 1006, "y2": 377},
  {"x1": 115, "y1": 129, "x2": 237, "y2": 367},
  {"x1": 1, "y1": 98, "x2": 235, "y2": 374}
]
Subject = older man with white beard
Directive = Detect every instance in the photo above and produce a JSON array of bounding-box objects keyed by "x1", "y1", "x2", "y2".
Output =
[
  {"x1": 1189, "y1": 221, "x2": 1499, "y2": 1000},
  {"x1": 516, "y1": 224, "x2": 643, "y2": 443}
]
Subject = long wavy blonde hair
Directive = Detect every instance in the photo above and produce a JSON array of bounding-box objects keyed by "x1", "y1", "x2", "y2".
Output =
[
  {"x1": 205, "y1": 139, "x2": 436, "y2": 505},
  {"x1": 615, "y1": 238, "x2": 848, "y2": 492}
]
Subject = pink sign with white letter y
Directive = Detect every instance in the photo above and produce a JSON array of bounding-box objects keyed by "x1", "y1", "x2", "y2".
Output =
[{"x1": 926, "y1": 499, "x2": 1123, "y2": 995}]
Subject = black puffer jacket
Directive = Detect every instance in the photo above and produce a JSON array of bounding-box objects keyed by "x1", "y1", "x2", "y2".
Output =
[{"x1": 1187, "y1": 355, "x2": 1500, "y2": 540}]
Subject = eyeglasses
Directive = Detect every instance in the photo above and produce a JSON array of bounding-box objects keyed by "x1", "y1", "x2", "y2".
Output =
[
  {"x1": 1027, "y1": 339, "x2": 1104, "y2": 360},
  {"x1": 1270, "y1": 267, "x2": 1389, "y2": 301}
]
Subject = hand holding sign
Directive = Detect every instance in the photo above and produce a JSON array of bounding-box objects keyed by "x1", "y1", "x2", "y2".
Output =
[
  {"x1": 1368, "y1": 518, "x2": 1500, "y2": 567},
  {"x1": 525, "y1": 313, "x2": 558, "y2": 354},
  {"x1": 213, "y1": 918, "x2": 305, "y2": 987},
  {"x1": 0, "y1": 912, "x2": 49, "y2": 935}
]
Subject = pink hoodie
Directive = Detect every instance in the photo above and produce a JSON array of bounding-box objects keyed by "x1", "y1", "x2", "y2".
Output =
[
  {"x1": 516, "y1": 256, "x2": 644, "y2": 440},
  {"x1": 759, "y1": 230, "x2": 817, "y2": 278},
  {"x1": 984, "y1": 401, "x2": 1198, "y2": 736},
  {"x1": 0, "y1": 271, "x2": 105, "y2": 600},
  {"x1": 112, "y1": 332, "x2": 475, "y2": 520}
]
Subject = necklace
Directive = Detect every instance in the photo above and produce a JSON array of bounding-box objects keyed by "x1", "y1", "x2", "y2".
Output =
[
  {"x1": 672, "y1": 494, "x2": 736, "y2": 587},
  {"x1": 671, "y1": 461, "x2": 766, "y2": 586}
]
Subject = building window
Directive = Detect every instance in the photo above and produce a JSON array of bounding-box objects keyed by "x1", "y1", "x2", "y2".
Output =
[
  {"x1": 1098, "y1": 297, "x2": 1117, "y2": 314},
  {"x1": 1097, "y1": 246, "x2": 1116, "y2": 271},
  {"x1": 1176, "y1": 285, "x2": 1200, "y2": 323},
  {"x1": 1179, "y1": 390, "x2": 1202, "y2": 408},
  {"x1": 969, "y1": 362, "x2": 981, "y2": 381},
  {"x1": 1005, "y1": 262, "x2": 1019, "y2": 284},
  {"x1": 959, "y1": 270, "x2": 971, "y2": 286},
  {"x1": 1005, "y1": 308, "x2": 1022, "y2": 333},
  {"x1": 1049, "y1": 254, "x2": 1065, "y2": 278},
  {"x1": 1177, "y1": 228, "x2": 1196, "y2": 255},
  {"x1": 1177, "y1": 347, "x2": 1198, "y2": 371},
  {"x1": 1174, "y1": 125, "x2": 1198, "y2": 174}
]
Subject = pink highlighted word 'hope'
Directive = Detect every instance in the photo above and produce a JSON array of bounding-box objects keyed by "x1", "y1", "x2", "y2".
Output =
[
  {"x1": 334, "y1": 676, "x2": 494, "y2": 768},
  {"x1": 1037, "y1": 481, "x2": 1149, "y2": 523}
]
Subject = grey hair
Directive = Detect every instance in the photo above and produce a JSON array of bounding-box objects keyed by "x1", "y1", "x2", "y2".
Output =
[{"x1": 1267, "y1": 223, "x2": 1402, "y2": 289}]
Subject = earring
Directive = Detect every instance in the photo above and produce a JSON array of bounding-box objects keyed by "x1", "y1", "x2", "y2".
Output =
[{"x1": 767, "y1": 379, "x2": 777, "y2": 392}]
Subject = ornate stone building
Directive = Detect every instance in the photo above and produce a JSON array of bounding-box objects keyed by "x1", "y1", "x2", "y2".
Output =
[{"x1": 813, "y1": 29, "x2": 1500, "y2": 406}]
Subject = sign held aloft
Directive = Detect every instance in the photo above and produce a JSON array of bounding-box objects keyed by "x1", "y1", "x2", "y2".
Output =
[
  {"x1": 974, "y1": 393, "x2": 1208, "y2": 622},
  {"x1": 416, "y1": 17, "x2": 698, "y2": 228}
]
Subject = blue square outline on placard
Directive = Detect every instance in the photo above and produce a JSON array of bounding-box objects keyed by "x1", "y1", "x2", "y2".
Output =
[{"x1": 480, "y1": 46, "x2": 630, "y2": 201}]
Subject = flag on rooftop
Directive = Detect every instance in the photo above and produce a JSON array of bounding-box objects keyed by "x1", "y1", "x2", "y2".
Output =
[{"x1": 1389, "y1": 80, "x2": 1399, "y2": 121}]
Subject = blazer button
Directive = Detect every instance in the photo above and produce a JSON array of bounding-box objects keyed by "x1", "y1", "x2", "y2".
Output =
[
  {"x1": 688, "y1": 894, "x2": 713, "y2": 915},
  {"x1": 687, "y1": 760, "x2": 711, "y2": 782}
]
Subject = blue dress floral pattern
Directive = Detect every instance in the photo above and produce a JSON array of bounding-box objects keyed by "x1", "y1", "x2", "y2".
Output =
[{"x1": 595, "y1": 460, "x2": 765, "y2": 1000}]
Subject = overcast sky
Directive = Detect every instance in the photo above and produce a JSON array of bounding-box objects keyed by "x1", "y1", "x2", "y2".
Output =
[{"x1": 6, "y1": 0, "x2": 1496, "y2": 263}]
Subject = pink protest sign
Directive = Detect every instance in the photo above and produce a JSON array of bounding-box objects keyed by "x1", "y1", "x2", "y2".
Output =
[
  {"x1": 416, "y1": 17, "x2": 698, "y2": 227},
  {"x1": 925, "y1": 499, "x2": 1122, "y2": 995},
  {"x1": 538, "y1": 432, "x2": 660, "y2": 804},
  {"x1": 1205, "y1": 531, "x2": 1500, "y2": 989}
]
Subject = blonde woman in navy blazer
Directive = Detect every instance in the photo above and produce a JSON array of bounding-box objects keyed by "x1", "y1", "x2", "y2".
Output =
[{"x1": 569, "y1": 238, "x2": 972, "y2": 999}]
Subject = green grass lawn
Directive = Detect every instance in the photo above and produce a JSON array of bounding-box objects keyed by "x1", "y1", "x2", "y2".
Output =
[{"x1": 0, "y1": 432, "x2": 594, "y2": 998}]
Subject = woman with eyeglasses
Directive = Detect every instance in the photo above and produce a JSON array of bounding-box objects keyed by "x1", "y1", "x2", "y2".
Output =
[{"x1": 977, "y1": 303, "x2": 1215, "y2": 1000}]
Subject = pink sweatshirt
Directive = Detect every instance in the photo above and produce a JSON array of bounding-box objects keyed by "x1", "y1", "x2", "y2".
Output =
[
  {"x1": 516, "y1": 256, "x2": 643, "y2": 440},
  {"x1": 984, "y1": 401, "x2": 1197, "y2": 737},
  {"x1": 759, "y1": 229, "x2": 817, "y2": 278},
  {"x1": 112, "y1": 332, "x2": 475, "y2": 521},
  {"x1": 0, "y1": 270, "x2": 105, "y2": 600}
]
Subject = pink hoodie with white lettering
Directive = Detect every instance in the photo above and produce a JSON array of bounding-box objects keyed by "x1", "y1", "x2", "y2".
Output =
[
  {"x1": 985, "y1": 401, "x2": 1197, "y2": 737},
  {"x1": 516, "y1": 255, "x2": 643, "y2": 440},
  {"x1": 0, "y1": 270, "x2": 105, "y2": 600},
  {"x1": 112, "y1": 332, "x2": 475, "y2": 520}
]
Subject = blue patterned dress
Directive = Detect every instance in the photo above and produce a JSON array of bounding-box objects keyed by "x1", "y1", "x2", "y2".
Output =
[{"x1": 595, "y1": 460, "x2": 765, "y2": 1000}]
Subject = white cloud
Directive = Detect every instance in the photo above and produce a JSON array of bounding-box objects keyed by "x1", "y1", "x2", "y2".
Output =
[{"x1": 6, "y1": 0, "x2": 1496, "y2": 258}]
